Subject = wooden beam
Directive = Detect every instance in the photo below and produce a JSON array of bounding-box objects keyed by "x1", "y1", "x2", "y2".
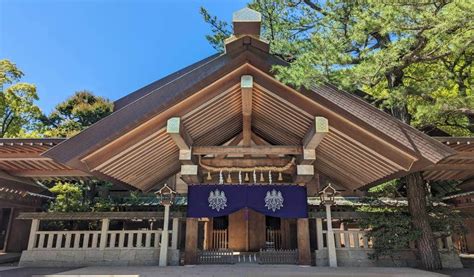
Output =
[
  {"x1": 298, "y1": 149, "x2": 316, "y2": 165},
  {"x1": 8, "y1": 169, "x2": 91, "y2": 177},
  {"x1": 166, "y1": 117, "x2": 193, "y2": 150},
  {"x1": 192, "y1": 145, "x2": 302, "y2": 156},
  {"x1": 303, "y1": 116, "x2": 328, "y2": 149},
  {"x1": 216, "y1": 132, "x2": 243, "y2": 159},
  {"x1": 201, "y1": 157, "x2": 292, "y2": 168},
  {"x1": 293, "y1": 164, "x2": 314, "y2": 183},
  {"x1": 241, "y1": 75, "x2": 253, "y2": 147},
  {"x1": 180, "y1": 165, "x2": 200, "y2": 184},
  {"x1": 446, "y1": 152, "x2": 474, "y2": 160},
  {"x1": 424, "y1": 164, "x2": 474, "y2": 171},
  {"x1": 250, "y1": 132, "x2": 279, "y2": 159}
]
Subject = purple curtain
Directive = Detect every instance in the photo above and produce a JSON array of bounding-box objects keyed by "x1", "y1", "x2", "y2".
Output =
[{"x1": 187, "y1": 184, "x2": 308, "y2": 218}]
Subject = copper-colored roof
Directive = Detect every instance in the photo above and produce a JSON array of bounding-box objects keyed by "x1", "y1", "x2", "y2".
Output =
[
  {"x1": 40, "y1": 37, "x2": 458, "y2": 191},
  {"x1": 0, "y1": 138, "x2": 91, "y2": 183}
]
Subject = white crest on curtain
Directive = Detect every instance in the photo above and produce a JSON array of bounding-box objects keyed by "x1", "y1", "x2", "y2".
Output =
[
  {"x1": 208, "y1": 189, "x2": 227, "y2": 211},
  {"x1": 265, "y1": 189, "x2": 284, "y2": 212}
]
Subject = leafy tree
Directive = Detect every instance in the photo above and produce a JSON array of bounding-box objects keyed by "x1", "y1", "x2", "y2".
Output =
[
  {"x1": 41, "y1": 90, "x2": 113, "y2": 137},
  {"x1": 201, "y1": 0, "x2": 473, "y2": 269},
  {"x1": 0, "y1": 60, "x2": 42, "y2": 137},
  {"x1": 48, "y1": 182, "x2": 89, "y2": 212}
]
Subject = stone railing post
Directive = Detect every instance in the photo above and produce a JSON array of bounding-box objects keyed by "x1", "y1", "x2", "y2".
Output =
[
  {"x1": 99, "y1": 218, "x2": 109, "y2": 250},
  {"x1": 27, "y1": 219, "x2": 40, "y2": 250},
  {"x1": 316, "y1": 218, "x2": 323, "y2": 250},
  {"x1": 171, "y1": 217, "x2": 179, "y2": 249},
  {"x1": 159, "y1": 204, "x2": 170, "y2": 266},
  {"x1": 325, "y1": 204, "x2": 337, "y2": 267}
]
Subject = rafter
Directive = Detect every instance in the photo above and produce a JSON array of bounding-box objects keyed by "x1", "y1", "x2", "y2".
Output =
[{"x1": 241, "y1": 75, "x2": 253, "y2": 147}]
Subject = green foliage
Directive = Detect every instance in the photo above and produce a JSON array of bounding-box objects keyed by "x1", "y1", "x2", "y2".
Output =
[
  {"x1": 357, "y1": 206, "x2": 420, "y2": 260},
  {"x1": 48, "y1": 182, "x2": 89, "y2": 212},
  {"x1": 48, "y1": 181, "x2": 116, "y2": 212},
  {"x1": 357, "y1": 199, "x2": 466, "y2": 260},
  {"x1": 0, "y1": 60, "x2": 42, "y2": 137},
  {"x1": 367, "y1": 180, "x2": 401, "y2": 198},
  {"x1": 201, "y1": 0, "x2": 474, "y2": 134},
  {"x1": 41, "y1": 90, "x2": 113, "y2": 137}
]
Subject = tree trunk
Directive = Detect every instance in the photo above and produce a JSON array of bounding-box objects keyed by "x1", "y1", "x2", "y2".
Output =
[{"x1": 406, "y1": 172, "x2": 442, "y2": 270}]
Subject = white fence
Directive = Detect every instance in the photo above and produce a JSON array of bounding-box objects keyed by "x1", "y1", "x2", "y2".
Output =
[
  {"x1": 27, "y1": 218, "x2": 179, "y2": 251},
  {"x1": 315, "y1": 218, "x2": 454, "y2": 251}
]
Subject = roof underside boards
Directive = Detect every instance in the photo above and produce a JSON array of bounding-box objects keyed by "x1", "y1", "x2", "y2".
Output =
[
  {"x1": 0, "y1": 138, "x2": 91, "y2": 184},
  {"x1": 42, "y1": 37, "x2": 456, "y2": 191},
  {"x1": 424, "y1": 138, "x2": 474, "y2": 182}
]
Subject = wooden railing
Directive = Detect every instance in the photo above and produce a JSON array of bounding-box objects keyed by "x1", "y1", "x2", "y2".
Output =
[
  {"x1": 266, "y1": 229, "x2": 282, "y2": 249},
  {"x1": 211, "y1": 229, "x2": 228, "y2": 249}
]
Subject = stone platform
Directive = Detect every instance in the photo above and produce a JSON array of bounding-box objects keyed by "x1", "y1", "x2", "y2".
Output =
[{"x1": 31, "y1": 265, "x2": 451, "y2": 277}]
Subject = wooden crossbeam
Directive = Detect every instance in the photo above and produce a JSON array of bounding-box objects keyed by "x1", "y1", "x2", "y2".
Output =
[
  {"x1": 293, "y1": 165, "x2": 314, "y2": 183},
  {"x1": 180, "y1": 165, "x2": 200, "y2": 183},
  {"x1": 192, "y1": 145, "x2": 302, "y2": 156},
  {"x1": 303, "y1": 116, "x2": 328, "y2": 149},
  {"x1": 201, "y1": 157, "x2": 292, "y2": 168},
  {"x1": 241, "y1": 75, "x2": 253, "y2": 147},
  {"x1": 216, "y1": 132, "x2": 243, "y2": 159},
  {"x1": 250, "y1": 133, "x2": 280, "y2": 159},
  {"x1": 167, "y1": 117, "x2": 193, "y2": 151},
  {"x1": 299, "y1": 116, "x2": 328, "y2": 165}
]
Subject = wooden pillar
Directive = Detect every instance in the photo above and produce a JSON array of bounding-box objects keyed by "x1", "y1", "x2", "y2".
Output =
[
  {"x1": 297, "y1": 218, "x2": 311, "y2": 265},
  {"x1": 27, "y1": 219, "x2": 39, "y2": 250},
  {"x1": 184, "y1": 217, "x2": 198, "y2": 265}
]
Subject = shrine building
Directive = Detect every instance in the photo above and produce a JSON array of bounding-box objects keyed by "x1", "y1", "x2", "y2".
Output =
[{"x1": 0, "y1": 8, "x2": 472, "y2": 268}]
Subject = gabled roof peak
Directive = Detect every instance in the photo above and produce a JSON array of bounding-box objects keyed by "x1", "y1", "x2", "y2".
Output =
[
  {"x1": 233, "y1": 7, "x2": 261, "y2": 22},
  {"x1": 232, "y1": 7, "x2": 261, "y2": 38}
]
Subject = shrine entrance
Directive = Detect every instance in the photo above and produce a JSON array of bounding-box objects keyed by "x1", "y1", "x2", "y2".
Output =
[
  {"x1": 197, "y1": 210, "x2": 299, "y2": 264},
  {"x1": 187, "y1": 184, "x2": 307, "y2": 264}
]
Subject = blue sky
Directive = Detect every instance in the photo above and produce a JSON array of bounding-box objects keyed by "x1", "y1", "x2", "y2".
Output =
[{"x1": 0, "y1": 0, "x2": 247, "y2": 113}]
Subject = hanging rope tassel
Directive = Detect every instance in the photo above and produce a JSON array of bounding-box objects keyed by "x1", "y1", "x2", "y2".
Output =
[
  {"x1": 244, "y1": 172, "x2": 249, "y2": 182},
  {"x1": 260, "y1": 171, "x2": 264, "y2": 182},
  {"x1": 219, "y1": 170, "x2": 223, "y2": 184},
  {"x1": 269, "y1": 170, "x2": 272, "y2": 184},
  {"x1": 227, "y1": 171, "x2": 232, "y2": 183},
  {"x1": 207, "y1": 171, "x2": 212, "y2": 181},
  {"x1": 278, "y1": 172, "x2": 283, "y2": 181},
  {"x1": 238, "y1": 170, "x2": 242, "y2": 184}
]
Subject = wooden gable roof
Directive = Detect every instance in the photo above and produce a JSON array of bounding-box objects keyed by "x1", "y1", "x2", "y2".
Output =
[{"x1": 40, "y1": 33, "x2": 456, "y2": 191}]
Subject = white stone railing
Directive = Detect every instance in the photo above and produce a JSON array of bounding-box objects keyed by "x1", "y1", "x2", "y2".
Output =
[
  {"x1": 315, "y1": 218, "x2": 454, "y2": 251},
  {"x1": 331, "y1": 230, "x2": 372, "y2": 249},
  {"x1": 27, "y1": 218, "x2": 179, "y2": 251}
]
